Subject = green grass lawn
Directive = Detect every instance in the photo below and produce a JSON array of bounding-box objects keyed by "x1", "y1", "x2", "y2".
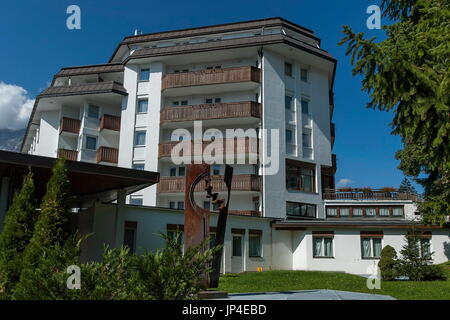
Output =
[{"x1": 217, "y1": 262, "x2": 450, "y2": 300}]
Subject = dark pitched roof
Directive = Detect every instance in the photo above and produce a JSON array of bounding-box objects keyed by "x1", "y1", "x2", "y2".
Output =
[
  {"x1": 55, "y1": 63, "x2": 124, "y2": 77},
  {"x1": 39, "y1": 81, "x2": 127, "y2": 98}
]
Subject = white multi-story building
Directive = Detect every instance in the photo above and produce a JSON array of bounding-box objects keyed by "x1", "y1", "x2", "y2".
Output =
[{"x1": 19, "y1": 18, "x2": 449, "y2": 275}]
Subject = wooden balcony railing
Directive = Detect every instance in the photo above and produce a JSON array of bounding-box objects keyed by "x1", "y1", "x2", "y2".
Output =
[
  {"x1": 96, "y1": 146, "x2": 119, "y2": 164},
  {"x1": 157, "y1": 175, "x2": 262, "y2": 193},
  {"x1": 58, "y1": 149, "x2": 78, "y2": 161},
  {"x1": 60, "y1": 117, "x2": 81, "y2": 134},
  {"x1": 162, "y1": 66, "x2": 261, "y2": 90},
  {"x1": 323, "y1": 188, "x2": 420, "y2": 201},
  {"x1": 160, "y1": 101, "x2": 261, "y2": 123},
  {"x1": 158, "y1": 138, "x2": 259, "y2": 158},
  {"x1": 100, "y1": 114, "x2": 121, "y2": 132},
  {"x1": 228, "y1": 210, "x2": 262, "y2": 217}
]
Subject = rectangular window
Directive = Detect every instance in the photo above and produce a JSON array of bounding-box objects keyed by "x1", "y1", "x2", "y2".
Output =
[
  {"x1": 212, "y1": 164, "x2": 221, "y2": 175},
  {"x1": 393, "y1": 207, "x2": 403, "y2": 216},
  {"x1": 285, "y1": 96, "x2": 293, "y2": 110},
  {"x1": 284, "y1": 62, "x2": 292, "y2": 77},
  {"x1": 203, "y1": 201, "x2": 210, "y2": 209},
  {"x1": 209, "y1": 232, "x2": 216, "y2": 249},
  {"x1": 137, "y1": 99, "x2": 148, "y2": 113},
  {"x1": 286, "y1": 201, "x2": 316, "y2": 218},
  {"x1": 169, "y1": 167, "x2": 177, "y2": 177},
  {"x1": 300, "y1": 68, "x2": 308, "y2": 82},
  {"x1": 178, "y1": 166, "x2": 186, "y2": 177},
  {"x1": 285, "y1": 129, "x2": 294, "y2": 144},
  {"x1": 301, "y1": 99, "x2": 309, "y2": 114},
  {"x1": 313, "y1": 237, "x2": 333, "y2": 258},
  {"x1": 205, "y1": 98, "x2": 213, "y2": 104},
  {"x1": 169, "y1": 201, "x2": 176, "y2": 209},
  {"x1": 420, "y1": 238, "x2": 431, "y2": 258},
  {"x1": 123, "y1": 228, "x2": 136, "y2": 254},
  {"x1": 286, "y1": 162, "x2": 315, "y2": 193},
  {"x1": 326, "y1": 208, "x2": 337, "y2": 217},
  {"x1": 85, "y1": 136, "x2": 97, "y2": 150},
  {"x1": 167, "y1": 229, "x2": 183, "y2": 246},
  {"x1": 361, "y1": 237, "x2": 382, "y2": 258},
  {"x1": 302, "y1": 129, "x2": 312, "y2": 148},
  {"x1": 129, "y1": 196, "x2": 143, "y2": 206},
  {"x1": 172, "y1": 101, "x2": 180, "y2": 106},
  {"x1": 340, "y1": 208, "x2": 350, "y2": 216},
  {"x1": 214, "y1": 98, "x2": 221, "y2": 103},
  {"x1": 135, "y1": 131, "x2": 146, "y2": 146},
  {"x1": 132, "y1": 163, "x2": 145, "y2": 170},
  {"x1": 177, "y1": 201, "x2": 184, "y2": 210},
  {"x1": 88, "y1": 105, "x2": 100, "y2": 119},
  {"x1": 366, "y1": 207, "x2": 376, "y2": 216},
  {"x1": 249, "y1": 235, "x2": 262, "y2": 257},
  {"x1": 379, "y1": 208, "x2": 390, "y2": 216},
  {"x1": 181, "y1": 100, "x2": 188, "y2": 106},
  {"x1": 140, "y1": 68, "x2": 150, "y2": 81},
  {"x1": 232, "y1": 236, "x2": 242, "y2": 256},
  {"x1": 353, "y1": 208, "x2": 363, "y2": 216}
]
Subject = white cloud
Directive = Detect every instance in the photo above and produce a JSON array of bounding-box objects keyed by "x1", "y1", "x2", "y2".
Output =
[
  {"x1": 337, "y1": 178, "x2": 354, "y2": 187},
  {"x1": 0, "y1": 82, "x2": 34, "y2": 130}
]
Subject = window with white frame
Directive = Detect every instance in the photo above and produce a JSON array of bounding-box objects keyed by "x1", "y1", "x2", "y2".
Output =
[
  {"x1": 366, "y1": 207, "x2": 376, "y2": 216},
  {"x1": 313, "y1": 234, "x2": 333, "y2": 258},
  {"x1": 361, "y1": 235, "x2": 382, "y2": 258},
  {"x1": 392, "y1": 207, "x2": 404, "y2": 216},
  {"x1": 379, "y1": 207, "x2": 390, "y2": 216},
  {"x1": 249, "y1": 232, "x2": 262, "y2": 258},
  {"x1": 300, "y1": 68, "x2": 309, "y2": 82},
  {"x1": 139, "y1": 68, "x2": 150, "y2": 81},
  {"x1": 85, "y1": 136, "x2": 97, "y2": 150},
  {"x1": 353, "y1": 207, "x2": 363, "y2": 216},
  {"x1": 340, "y1": 207, "x2": 350, "y2": 217},
  {"x1": 284, "y1": 62, "x2": 292, "y2": 77},
  {"x1": 129, "y1": 196, "x2": 143, "y2": 206},
  {"x1": 134, "y1": 131, "x2": 146, "y2": 146},
  {"x1": 88, "y1": 105, "x2": 100, "y2": 119},
  {"x1": 420, "y1": 238, "x2": 431, "y2": 259},
  {"x1": 137, "y1": 99, "x2": 148, "y2": 113},
  {"x1": 326, "y1": 208, "x2": 337, "y2": 217}
]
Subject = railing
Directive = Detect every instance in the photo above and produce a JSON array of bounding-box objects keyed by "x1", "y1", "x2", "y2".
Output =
[
  {"x1": 58, "y1": 149, "x2": 78, "y2": 161},
  {"x1": 100, "y1": 114, "x2": 121, "y2": 132},
  {"x1": 96, "y1": 146, "x2": 119, "y2": 164},
  {"x1": 60, "y1": 117, "x2": 81, "y2": 134},
  {"x1": 160, "y1": 101, "x2": 261, "y2": 123},
  {"x1": 228, "y1": 210, "x2": 262, "y2": 217},
  {"x1": 323, "y1": 188, "x2": 420, "y2": 201},
  {"x1": 158, "y1": 138, "x2": 259, "y2": 158},
  {"x1": 157, "y1": 175, "x2": 262, "y2": 193},
  {"x1": 162, "y1": 66, "x2": 261, "y2": 90}
]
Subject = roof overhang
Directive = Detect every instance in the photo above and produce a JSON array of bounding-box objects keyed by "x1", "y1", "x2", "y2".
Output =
[{"x1": 0, "y1": 150, "x2": 159, "y2": 206}]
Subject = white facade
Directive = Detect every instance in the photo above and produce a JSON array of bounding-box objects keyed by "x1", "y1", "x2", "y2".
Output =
[{"x1": 20, "y1": 18, "x2": 449, "y2": 275}]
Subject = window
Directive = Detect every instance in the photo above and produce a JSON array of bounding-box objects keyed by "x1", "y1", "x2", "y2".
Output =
[
  {"x1": 393, "y1": 207, "x2": 403, "y2": 216},
  {"x1": 177, "y1": 201, "x2": 184, "y2": 210},
  {"x1": 178, "y1": 166, "x2": 186, "y2": 176},
  {"x1": 137, "y1": 99, "x2": 148, "y2": 113},
  {"x1": 286, "y1": 201, "x2": 316, "y2": 218},
  {"x1": 85, "y1": 136, "x2": 97, "y2": 150},
  {"x1": 212, "y1": 164, "x2": 221, "y2": 175},
  {"x1": 203, "y1": 201, "x2": 210, "y2": 209},
  {"x1": 353, "y1": 208, "x2": 363, "y2": 216},
  {"x1": 285, "y1": 95, "x2": 295, "y2": 123},
  {"x1": 420, "y1": 238, "x2": 431, "y2": 258},
  {"x1": 249, "y1": 234, "x2": 262, "y2": 257},
  {"x1": 300, "y1": 68, "x2": 308, "y2": 82},
  {"x1": 180, "y1": 100, "x2": 188, "y2": 106},
  {"x1": 301, "y1": 99, "x2": 309, "y2": 114},
  {"x1": 88, "y1": 105, "x2": 100, "y2": 119},
  {"x1": 379, "y1": 208, "x2": 390, "y2": 216},
  {"x1": 326, "y1": 208, "x2": 337, "y2": 217},
  {"x1": 286, "y1": 162, "x2": 315, "y2": 193},
  {"x1": 169, "y1": 167, "x2": 177, "y2": 177},
  {"x1": 361, "y1": 237, "x2": 382, "y2": 258},
  {"x1": 366, "y1": 207, "x2": 376, "y2": 216},
  {"x1": 284, "y1": 62, "x2": 292, "y2": 77},
  {"x1": 135, "y1": 131, "x2": 146, "y2": 146},
  {"x1": 167, "y1": 228, "x2": 183, "y2": 246},
  {"x1": 232, "y1": 236, "x2": 242, "y2": 256},
  {"x1": 205, "y1": 98, "x2": 213, "y2": 104},
  {"x1": 285, "y1": 96, "x2": 293, "y2": 110},
  {"x1": 132, "y1": 163, "x2": 145, "y2": 170},
  {"x1": 340, "y1": 208, "x2": 350, "y2": 217},
  {"x1": 123, "y1": 226, "x2": 136, "y2": 254},
  {"x1": 129, "y1": 196, "x2": 143, "y2": 206},
  {"x1": 140, "y1": 68, "x2": 150, "y2": 81},
  {"x1": 168, "y1": 166, "x2": 185, "y2": 177},
  {"x1": 169, "y1": 201, "x2": 176, "y2": 209},
  {"x1": 209, "y1": 232, "x2": 216, "y2": 249},
  {"x1": 285, "y1": 129, "x2": 294, "y2": 144},
  {"x1": 302, "y1": 129, "x2": 312, "y2": 148},
  {"x1": 313, "y1": 237, "x2": 333, "y2": 258}
]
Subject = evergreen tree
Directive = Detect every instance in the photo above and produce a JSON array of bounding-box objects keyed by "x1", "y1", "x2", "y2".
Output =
[
  {"x1": 398, "y1": 177, "x2": 417, "y2": 195},
  {"x1": 339, "y1": 0, "x2": 450, "y2": 224},
  {"x1": 0, "y1": 171, "x2": 37, "y2": 296},
  {"x1": 17, "y1": 159, "x2": 73, "y2": 281}
]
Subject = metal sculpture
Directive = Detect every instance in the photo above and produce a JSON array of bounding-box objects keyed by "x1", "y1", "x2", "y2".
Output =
[{"x1": 184, "y1": 163, "x2": 233, "y2": 289}]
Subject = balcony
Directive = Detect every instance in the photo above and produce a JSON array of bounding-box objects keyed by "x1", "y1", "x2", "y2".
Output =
[
  {"x1": 323, "y1": 188, "x2": 420, "y2": 201},
  {"x1": 58, "y1": 149, "x2": 78, "y2": 161},
  {"x1": 100, "y1": 114, "x2": 121, "y2": 132},
  {"x1": 228, "y1": 210, "x2": 262, "y2": 217},
  {"x1": 158, "y1": 138, "x2": 259, "y2": 159},
  {"x1": 96, "y1": 146, "x2": 119, "y2": 164},
  {"x1": 157, "y1": 175, "x2": 262, "y2": 193},
  {"x1": 60, "y1": 117, "x2": 81, "y2": 135},
  {"x1": 160, "y1": 101, "x2": 261, "y2": 124},
  {"x1": 161, "y1": 66, "x2": 261, "y2": 95}
]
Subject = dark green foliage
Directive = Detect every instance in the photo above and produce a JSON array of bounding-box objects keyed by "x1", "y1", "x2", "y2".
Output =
[
  {"x1": 398, "y1": 177, "x2": 417, "y2": 195},
  {"x1": 20, "y1": 158, "x2": 73, "y2": 270},
  {"x1": 340, "y1": 0, "x2": 450, "y2": 223},
  {"x1": 379, "y1": 245, "x2": 398, "y2": 281},
  {"x1": 0, "y1": 170, "x2": 37, "y2": 296}
]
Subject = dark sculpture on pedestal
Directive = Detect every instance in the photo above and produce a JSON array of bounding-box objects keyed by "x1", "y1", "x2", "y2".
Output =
[{"x1": 184, "y1": 163, "x2": 233, "y2": 289}]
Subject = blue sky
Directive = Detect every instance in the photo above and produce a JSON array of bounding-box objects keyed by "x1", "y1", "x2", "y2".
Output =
[{"x1": 0, "y1": 0, "x2": 413, "y2": 190}]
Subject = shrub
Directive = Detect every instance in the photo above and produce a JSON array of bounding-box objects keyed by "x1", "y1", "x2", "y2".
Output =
[
  {"x1": 379, "y1": 245, "x2": 398, "y2": 281},
  {"x1": 0, "y1": 170, "x2": 38, "y2": 296}
]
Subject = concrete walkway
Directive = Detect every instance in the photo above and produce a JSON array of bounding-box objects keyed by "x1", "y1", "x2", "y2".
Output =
[{"x1": 221, "y1": 289, "x2": 395, "y2": 300}]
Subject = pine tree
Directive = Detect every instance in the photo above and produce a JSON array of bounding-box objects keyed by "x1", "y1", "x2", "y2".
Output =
[
  {"x1": 339, "y1": 0, "x2": 450, "y2": 224},
  {"x1": 398, "y1": 177, "x2": 417, "y2": 195},
  {"x1": 397, "y1": 229, "x2": 428, "y2": 281},
  {"x1": 17, "y1": 159, "x2": 73, "y2": 281},
  {"x1": 0, "y1": 171, "x2": 37, "y2": 296}
]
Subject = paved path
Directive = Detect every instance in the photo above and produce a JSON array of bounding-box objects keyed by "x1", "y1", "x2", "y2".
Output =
[{"x1": 220, "y1": 289, "x2": 395, "y2": 300}]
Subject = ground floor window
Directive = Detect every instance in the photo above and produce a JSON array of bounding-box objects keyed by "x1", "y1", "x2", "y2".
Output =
[
  {"x1": 361, "y1": 237, "x2": 382, "y2": 258},
  {"x1": 123, "y1": 221, "x2": 137, "y2": 254},
  {"x1": 232, "y1": 236, "x2": 242, "y2": 256},
  {"x1": 286, "y1": 201, "x2": 316, "y2": 218},
  {"x1": 249, "y1": 230, "x2": 262, "y2": 257},
  {"x1": 313, "y1": 237, "x2": 333, "y2": 258},
  {"x1": 420, "y1": 238, "x2": 431, "y2": 259}
]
